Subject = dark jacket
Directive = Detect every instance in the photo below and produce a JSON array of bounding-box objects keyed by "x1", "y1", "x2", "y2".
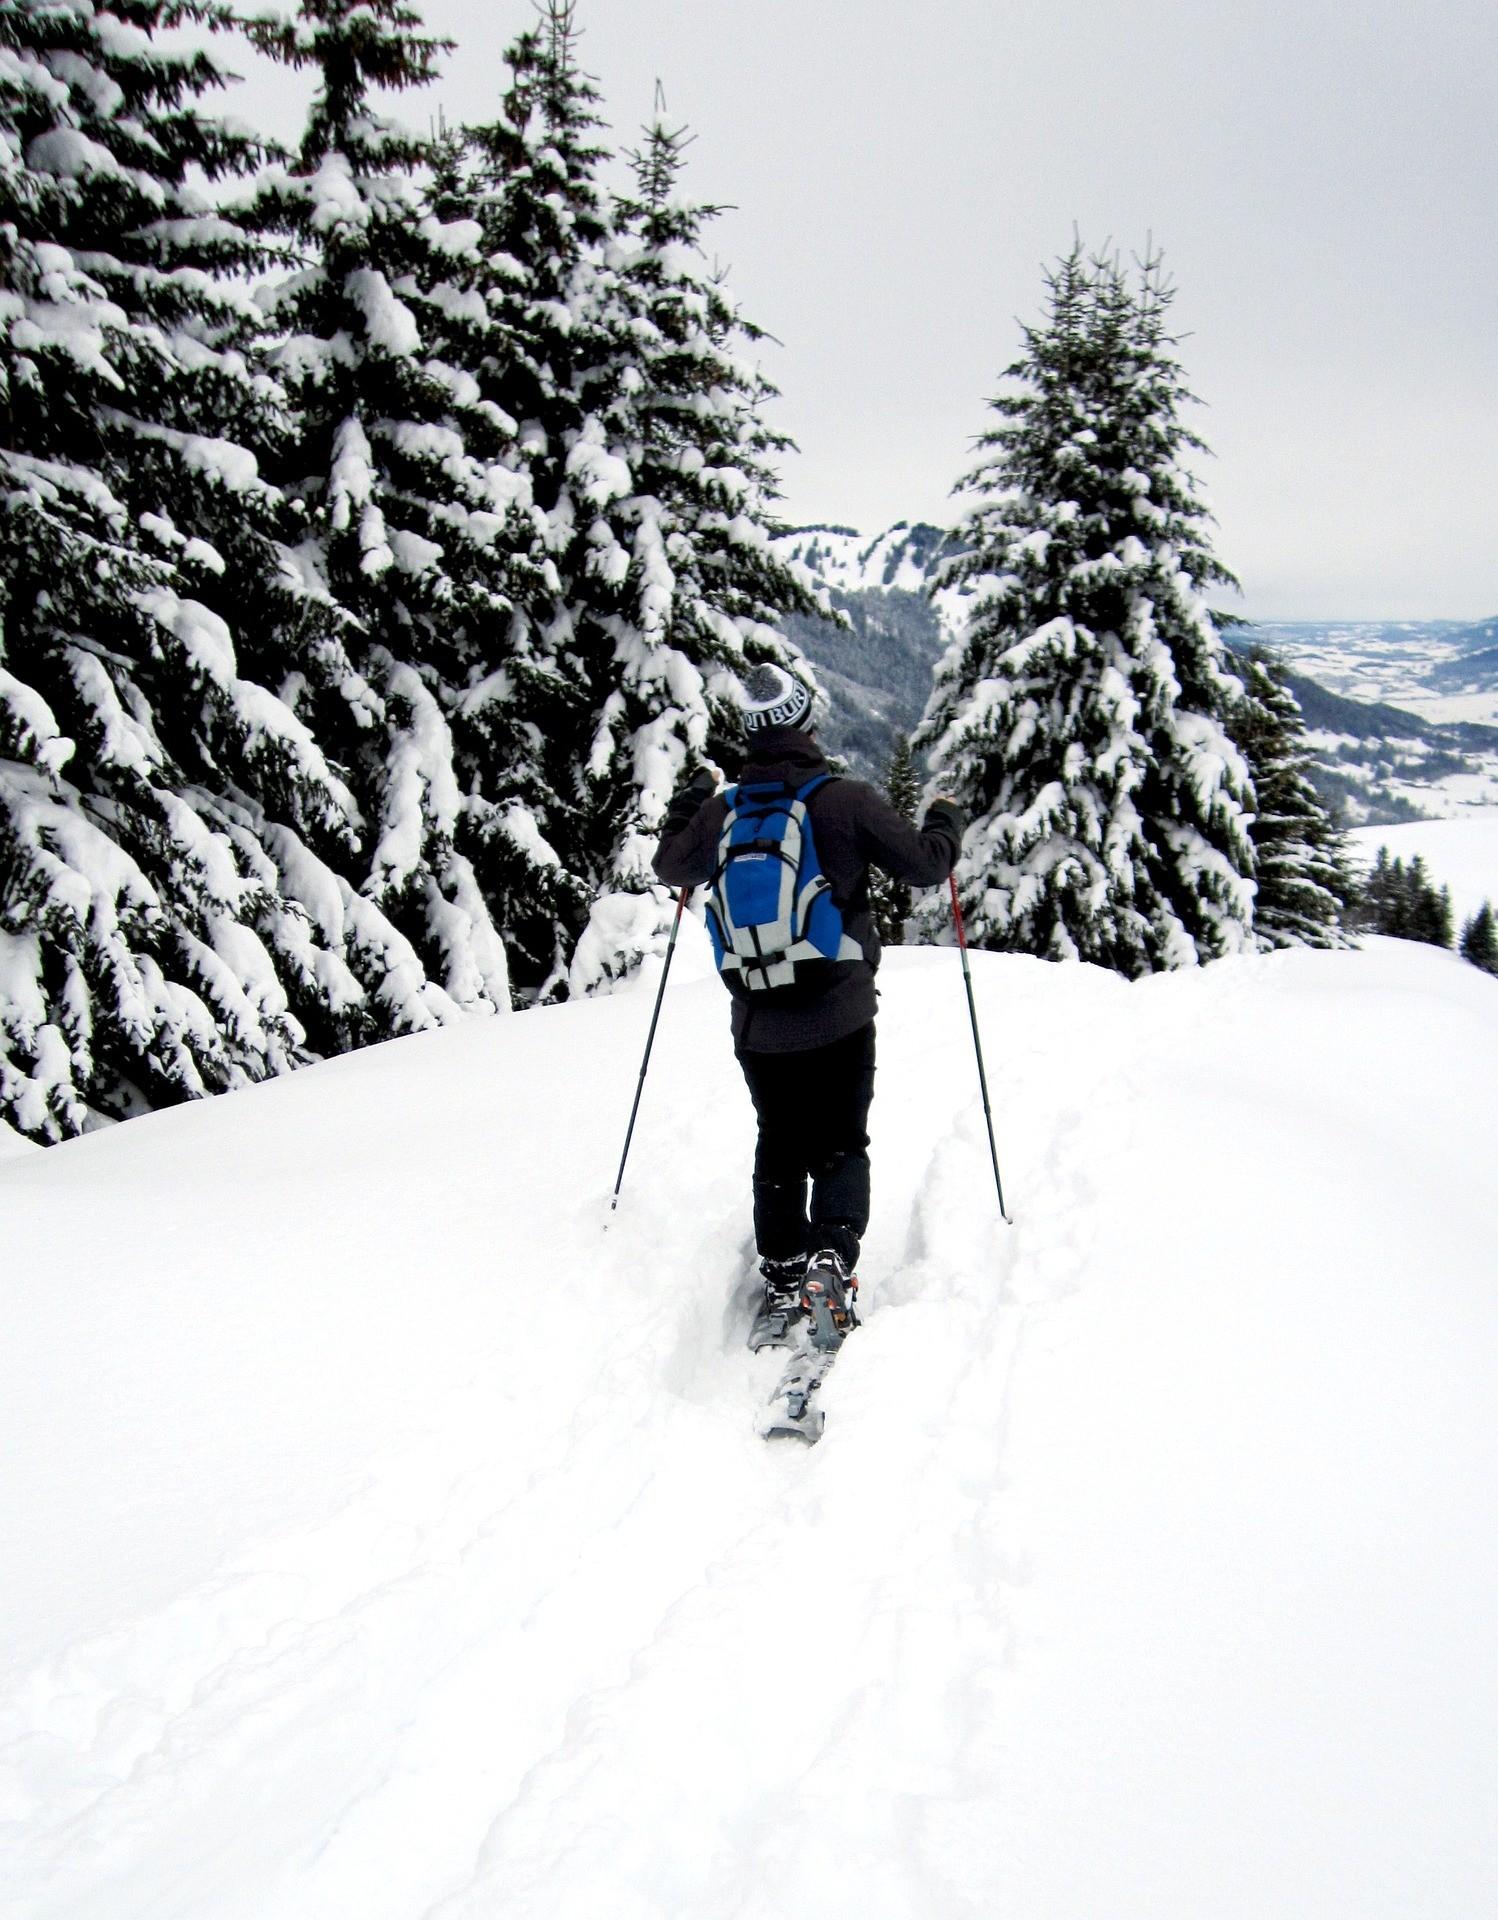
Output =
[{"x1": 654, "y1": 726, "x2": 963, "y2": 1052}]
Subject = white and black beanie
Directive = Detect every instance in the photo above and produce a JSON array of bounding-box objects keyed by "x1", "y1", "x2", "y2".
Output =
[{"x1": 741, "y1": 661, "x2": 814, "y2": 735}]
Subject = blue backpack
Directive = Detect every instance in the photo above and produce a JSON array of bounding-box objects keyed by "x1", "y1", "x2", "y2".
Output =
[{"x1": 705, "y1": 776, "x2": 863, "y2": 990}]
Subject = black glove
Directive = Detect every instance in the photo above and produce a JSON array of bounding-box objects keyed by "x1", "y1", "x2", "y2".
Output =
[
  {"x1": 923, "y1": 794, "x2": 965, "y2": 840},
  {"x1": 663, "y1": 764, "x2": 719, "y2": 836}
]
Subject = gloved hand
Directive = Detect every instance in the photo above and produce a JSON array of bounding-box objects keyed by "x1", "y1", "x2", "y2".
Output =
[
  {"x1": 923, "y1": 794, "x2": 964, "y2": 834},
  {"x1": 663, "y1": 762, "x2": 721, "y2": 837}
]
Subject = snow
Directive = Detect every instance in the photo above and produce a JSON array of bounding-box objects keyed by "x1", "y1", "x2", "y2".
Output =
[
  {"x1": 565, "y1": 418, "x2": 632, "y2": 506},
  {"x1": 138, "y1": 587, "x2": 238, "y2": 684},
  {"x1": 0, "y1": 1112, "x2": 41, "y2": 1161},
  {"x1": 2, "y1": 934, "x2": 1496, "y2": 1916},
  {"x1": 40, "y1": 51, "x2": 125, "y2": 121},
  {"x1": 136, "y1": 424, "x2": 263, "y2": 495},
  {"x1": 346, "y1": 267, "x2": 420, "y2": 356},
  {"x1": 6, "y1": 297, "x2": 126, "y2": 387},
  {"x1": 63, "y1": 646, "x2": 163, "y2": 778},
  {"x1": 25, "y1": 127, "x2": 124, "y2": 181},
  {"x1": 87, "y1": 14, "x2": 152, "y2": 59},
  {"x1": 776, "y1": 522, "x2": 937, "y2": 597},
  {"x1": 0, "y1": 669, "x2": 74, "y2": 777}
]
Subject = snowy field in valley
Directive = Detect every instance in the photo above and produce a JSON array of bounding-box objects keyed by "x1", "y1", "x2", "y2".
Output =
[
  {"x1": 1242, "y1": 620, "x2": 1498, "y2": 726},
  {"x1": 3, "y1": 924, "x2": 1496, "y2": 1919}
]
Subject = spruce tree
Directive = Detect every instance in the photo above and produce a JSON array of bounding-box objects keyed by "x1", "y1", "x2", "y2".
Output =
[
  {"x1": 1231, "y1": 647, "x2": 1353, "y2": 949},
  {"x1": 915, "y1": 243, "x2": 1255, "y2": 975},
  {"x1": 1351, "y1": 846, "x2": 1403, "y2": 937},
  {"x1": 246, "y1": 0, "x2": 528, "y2": 1024},
  {"x1": 452, "y1": 11, "x2": 629, "y2": 997},
  {"x1": 0, "y1": 0, "x2": 390, "y2": 1138},
  {"x1": 1460, "y1": 902, "x2": 1498, "y2": 976},
  {"x1": 464, "y1": 14, "x2": 825, "y2": 996},
  {"x1": 565, "y1": 108, "x2": 827, "y2": 990},
  {"x1": 1407, "y1": 858, "x2": 1454, "y2": 949},
  {"x1": 1352, "y1": 848, "x2": 1454, "y2": 949}
]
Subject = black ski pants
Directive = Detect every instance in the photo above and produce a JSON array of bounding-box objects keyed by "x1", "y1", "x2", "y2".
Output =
[{"x1": 736, "y1": 1022, "x2": 876, "y2": 1270}]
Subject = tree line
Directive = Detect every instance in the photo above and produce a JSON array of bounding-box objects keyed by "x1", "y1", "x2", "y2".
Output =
[
  {"x1": 1349, "y1": 849, "x2": 1497, "y2": 974},
  {"x1": 3, "y1": 3, "x2": 1482, "y2": 1148},
  {"x1": 1, "y1": 0, "x2": 822, "y2": 1140}
]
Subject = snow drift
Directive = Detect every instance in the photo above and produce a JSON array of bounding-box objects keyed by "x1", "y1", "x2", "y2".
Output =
[{"x1": 2, "y1": 934, "x2": 1496, "y2": 1918}]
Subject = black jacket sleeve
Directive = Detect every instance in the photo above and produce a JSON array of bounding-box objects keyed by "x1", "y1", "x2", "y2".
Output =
[
  {"x1": 653, "y1": 770, "x2": 725, "y2": 889},
  {"x1": 853, "y1": 786, "x2": 963, "y2": 887}
]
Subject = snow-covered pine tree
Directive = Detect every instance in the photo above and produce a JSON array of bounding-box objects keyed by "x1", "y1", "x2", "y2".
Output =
[
  {"x1": 462, "y1": 10, "x2": 826, "y2": 997},
  {"x1": 915, "y1": 243, "x2": 1256, "y2": 975},
  {"x1": 0, "y1": 0, "x2": 398, "y2": 1139},
  {"x1": 1460, "y1": 902, "x2": 1498, "y2": 976},
  {"x1": 1230, "y1": 646, "x2": 1352, "y2": 948},
  {"x1": 1408, "y1": 857, "x2": 1454, "y2": 949},
  {"x1": 566, "y1": 106, "x2": 829, "y2": 992},
  {"x1": 413, "y1": 110, "x2": 582, "y2": 1000},
  {"x1": 426, "y1": 12, "x2": 614, "y2": 998},
  {"x1": 1353, "y1": 845, "x2": 1400, "y2": 936},
  {"x1": 870, "y1": 734, "x2": 919, "y2": 946},
  {"x1": 1354, "y1": 850, "x2": 1454, "y2": 948},
  {"x1": 246, "y1": 0, "x2": 535, "y2": 1025}
]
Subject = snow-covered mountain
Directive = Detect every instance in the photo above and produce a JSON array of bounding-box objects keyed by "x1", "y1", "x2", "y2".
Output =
[
  {"x1": 776, "y1": 522, "x2": 959, "y2": 773},
  {"x1": 778, "y1": 521, "x2": 957, "y2": 603},
  {"x1": 779, "y1": 522, "x2": 1498, "y2": 818},
  {"x1": 4, "y1": 910, "x2": 1497, "y2": 1917}
]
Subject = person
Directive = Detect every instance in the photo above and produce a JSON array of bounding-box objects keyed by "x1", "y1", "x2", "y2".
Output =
[{"x1": 654, "y1": 662, "x2": 963, "y2": 1350}]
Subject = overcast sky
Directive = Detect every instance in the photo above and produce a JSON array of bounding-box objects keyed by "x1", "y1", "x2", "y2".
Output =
[{"x1": 217, "y1": 0, "x2": 1497, "y2": 619}]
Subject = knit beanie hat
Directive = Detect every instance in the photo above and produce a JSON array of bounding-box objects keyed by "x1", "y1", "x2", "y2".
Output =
[{"x1": 741, "y1": 661, "x2": 814, "y2": 735}]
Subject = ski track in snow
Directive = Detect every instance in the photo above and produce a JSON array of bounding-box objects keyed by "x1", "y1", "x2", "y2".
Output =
[{"x1": 3, "y1": 941, "x2": 1496, "y2": 1917}]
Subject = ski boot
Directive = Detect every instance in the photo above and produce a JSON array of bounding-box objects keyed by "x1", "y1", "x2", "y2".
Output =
[
  {"x1": 800, "y1": 1249, "x2": 860, "y2": 1353},
  {"x1": 748, "y1": 1255, "x2": 808, "y2": 1352}
]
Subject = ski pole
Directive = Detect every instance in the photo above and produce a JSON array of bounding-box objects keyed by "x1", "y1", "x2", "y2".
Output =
[
  {"x1": 610, "y1": 886, "x2": 689, "y2": 1213},
  {"x1": 949, "y1": 873, "x2": 1012, "y2": 1224}
]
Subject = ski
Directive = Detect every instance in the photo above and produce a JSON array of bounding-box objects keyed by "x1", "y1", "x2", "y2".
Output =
[
  {"x1": 745, "y1": 1251, "x2": 859, "y2": 1443},
  {"x1": 757, "y1": 1257, "x2": 859, "y2": 1444},
  {"x1": 759, "y1": 1341, "x2": 839, "y2": 1444}
]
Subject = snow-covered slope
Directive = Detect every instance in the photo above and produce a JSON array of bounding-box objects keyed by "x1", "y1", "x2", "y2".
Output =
[
  {"x1": 0, "y1": 1116, "x2": 39, "y2": 1163},
  {"x1": 3, "y1": 932, "x2": 1497, "y2": 1918}
]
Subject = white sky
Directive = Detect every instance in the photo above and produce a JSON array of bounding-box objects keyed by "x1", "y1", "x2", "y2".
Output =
[{"x1": 212, "y1": 0, "x2": 1498, "y2": 620}]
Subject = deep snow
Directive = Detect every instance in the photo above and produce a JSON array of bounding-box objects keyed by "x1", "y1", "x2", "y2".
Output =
[{"x1": 2, "y1": 929, "x2": 1496, "y2": 1919}]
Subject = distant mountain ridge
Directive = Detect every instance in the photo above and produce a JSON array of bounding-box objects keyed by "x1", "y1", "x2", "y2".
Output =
[
  {"x1": 1426, "y1": 643, "x2": 1498, "y2": 692},
  {"x1": 777, "y1": 521, "x2": 958, "y2": 600}
]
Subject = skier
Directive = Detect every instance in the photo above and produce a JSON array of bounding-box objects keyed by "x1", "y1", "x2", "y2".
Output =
[{"x1": 654, "y1": 662, "x2": 962, "y2": 1350}]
